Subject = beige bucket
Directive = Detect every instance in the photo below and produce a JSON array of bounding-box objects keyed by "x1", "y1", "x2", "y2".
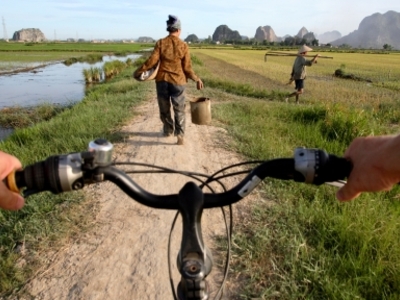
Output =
[{"x1": 190, "y1": 97, "x2": 211, "y2": 125}]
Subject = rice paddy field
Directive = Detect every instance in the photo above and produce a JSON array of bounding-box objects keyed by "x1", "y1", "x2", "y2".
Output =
[{"x1": 191, "y1": 48, "x2": 400, "y2": 105}]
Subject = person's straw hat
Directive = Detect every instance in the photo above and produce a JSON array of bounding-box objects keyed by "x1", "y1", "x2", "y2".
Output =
[
  {"x1": 298, "y1": 45, "x2": 313, "y2": 54},
  {"x1": 133, "y1": 61, "x2": 160, "y2": 81}
]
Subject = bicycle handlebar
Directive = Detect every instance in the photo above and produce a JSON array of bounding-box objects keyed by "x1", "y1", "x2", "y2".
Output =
[
  {"x1": 6, "y1": 139, "x2": 352, "y2": 208},
  {"x1": 4, "y1": 138, "x2": 353, "y2": 300}
]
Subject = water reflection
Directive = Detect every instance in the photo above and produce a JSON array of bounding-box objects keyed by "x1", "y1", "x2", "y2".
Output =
[{"x1": 0, "y1": 54, "x2": 140, "y2": 109}]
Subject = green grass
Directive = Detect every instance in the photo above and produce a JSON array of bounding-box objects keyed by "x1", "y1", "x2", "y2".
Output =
[
  {"x1": 186, "y1": 51, "x2": 400, "y2": 299},
  {"x1": 0, "y1": 66, "x2": 154, "y2": 295},
  {"x1": 203, "y1": 78, "x2": 287, "y2": 100},
  {"x1": 0, "y1": 41, "x2": 151, "y2": 52},
  {"x1": 0, "y1": 104, "x2": 71, "y2": 128},
  {"x1": 63, "y1": 53, "x2": 104, "y2": 65},
  {"x1": 207, "y1": 99, "x2": 400, "y2": 299}
]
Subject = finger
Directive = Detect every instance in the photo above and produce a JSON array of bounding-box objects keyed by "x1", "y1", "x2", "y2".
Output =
[
  {"x1": 0, "y1": 183, "x2": 25, "y2": 210},
  {"x1": 0, "y1": 152, "x2": 22, "y2": 179},
  {"x1": 336, "y1": 185, "x2": 360, "y2": 202}
]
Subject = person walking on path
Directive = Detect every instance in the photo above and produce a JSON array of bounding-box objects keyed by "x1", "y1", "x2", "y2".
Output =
[
  {"x1": 134, "y1": 15, "x2": 204, "y2": 145},
  {"x1": 285, "y1": 45, "x2": 319, "y2": 104}
]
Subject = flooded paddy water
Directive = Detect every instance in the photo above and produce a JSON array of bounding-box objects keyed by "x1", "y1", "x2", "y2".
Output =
[
  {"x1": 0, "y1": 54, "x2": 140, "y2": 140},
  {"x1": 0, "y1": 54, "x2": 140, "y2": 108}
]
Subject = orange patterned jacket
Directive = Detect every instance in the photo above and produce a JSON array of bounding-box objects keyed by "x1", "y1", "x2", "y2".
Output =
[{"x1": 135, "y1": 35, "x2": 199, "y2": 85}]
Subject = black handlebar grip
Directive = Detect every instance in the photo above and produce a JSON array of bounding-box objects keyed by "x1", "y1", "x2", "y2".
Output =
[
  {"x1": 314, "y1": 154, "x2": 353, "y2": 185},
  {"x1": 14, "y1": 156, "x2": 63, "y2": 195}
]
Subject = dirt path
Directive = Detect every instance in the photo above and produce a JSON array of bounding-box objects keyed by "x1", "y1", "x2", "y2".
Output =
[{"x1": 23, "y1": 93, "x2": 257, "y2": 299}]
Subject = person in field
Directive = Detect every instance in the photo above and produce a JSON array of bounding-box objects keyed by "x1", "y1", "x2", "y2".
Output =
[
  {"x1": 285, "y1": 45, "x2": 319, "y2": 104},
  {"x1": 134, "y1": 15, "x2": 203, "y2": 146}
]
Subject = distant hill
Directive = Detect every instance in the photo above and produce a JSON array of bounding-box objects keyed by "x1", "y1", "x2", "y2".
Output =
[
  {"x1": 136, "y1": 36, "x2": 155, "y2": 43},
  {"x1": 184, "y1": 34, "x2": 199, "y2": 43},
  {"x1": 253, "y1": 25, "x2": 316, "y2": 43},
  {"x1": 210, "y1": 24, "x2": 318, "y2": 44},
  {"x1": 212, "y1": 25, "x2": 242, "y2": 42},
  {"x1": 296, "y1": 27, "x2": 308, "y2": 38},
  {"x1": 317, "y1": 31, "x2": 342, "y2": 44},
  {"x1": 254, "y1": 25, "x2": 280, "y2": 42},
  {"x1": 12, "y1": 28, "x2": 46, "y2": 42},
  {"x1": 331, "y1": 10, "x2": 400, "y2": 49},
  {"x1": 209, "y1": 11, "x2": 399, "y2": 49}
]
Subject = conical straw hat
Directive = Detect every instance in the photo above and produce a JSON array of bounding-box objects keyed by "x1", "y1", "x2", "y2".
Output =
[
  {"x1": 298, "y1": 45, "x2": 313, "y2": 54},
  {"x1": 133, "y1": 61, "x2": 160, "y2": 81}
]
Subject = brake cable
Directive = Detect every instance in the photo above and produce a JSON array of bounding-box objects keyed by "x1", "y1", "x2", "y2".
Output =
[{"x1": 114, "y1": 161, "x2": 237, "y2": 299}]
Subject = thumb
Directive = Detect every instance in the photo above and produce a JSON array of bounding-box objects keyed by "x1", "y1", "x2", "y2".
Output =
[
  {"x1": 0, "y1": 189, "x2": 25, "y2": 210},
  {"x1": 336, "y1": 184, "x2": 360, "y2": 202}
]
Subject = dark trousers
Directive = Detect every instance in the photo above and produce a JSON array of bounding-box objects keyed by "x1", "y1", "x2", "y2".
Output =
[
  {"x1": 295, "y1": 79, "x2": 304, "y2": 91},
  {"x1": 156, "y1": 81, "x2": 186, "y2": 136}
]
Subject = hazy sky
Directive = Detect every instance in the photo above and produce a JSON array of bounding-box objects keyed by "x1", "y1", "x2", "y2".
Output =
[{"x1": 1, "y1": 0, "x2": 398, "y2": 40}]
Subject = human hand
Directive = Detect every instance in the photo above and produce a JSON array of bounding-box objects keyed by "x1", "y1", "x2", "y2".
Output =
[
  {"x1": 0, "y1": 151, "x2": 24, "y2": 210},
  {"x1": 336, "y1": 135, "x2": 400, "y2": 201},
  {"x1": 196, "y1": 79, "x2": 204, "y2": 90}
]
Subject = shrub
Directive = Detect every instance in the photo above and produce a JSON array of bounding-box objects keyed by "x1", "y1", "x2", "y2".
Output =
[
  {"x1": 290, "y1": 106, "x2": 328, "y2": 125},
  {"x1": 320, "y1": 107, "x2": 373, "y2": 144}
]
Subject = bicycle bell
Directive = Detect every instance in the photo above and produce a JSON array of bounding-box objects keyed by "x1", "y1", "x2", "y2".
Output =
[{"x1": 88, "y1": 139, "x2": 114, "y2": 166}]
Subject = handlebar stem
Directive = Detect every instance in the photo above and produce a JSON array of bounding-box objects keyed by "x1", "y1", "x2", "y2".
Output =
[{"x1": 177, "y1": 182, "x2": 212, "y2": 300}]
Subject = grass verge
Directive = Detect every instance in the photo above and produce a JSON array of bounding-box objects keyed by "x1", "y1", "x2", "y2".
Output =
[
  {"x1": 0, "y1": 67, "x2": 153, "y2": 296},
  {"x1": 211, "y1": 100, "x2": 400, "y2": 299},
  {"x1": 0, "y1": 104, "x2": 71, "y2": 129}
]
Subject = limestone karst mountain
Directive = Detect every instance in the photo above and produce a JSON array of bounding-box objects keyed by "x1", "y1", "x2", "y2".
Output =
[
  {"x1": 296, "y1": 26, "x2": 309, "y2": 38},
  {"x1": 184, "y1": 34, "x2": 199, "y2": 43},
  {"x1": 202, "y1": 10, "x2": 400, "y2": 49},
  {"x1": 254, "y1": 25, "x2": 279, "y2": 42},
  {"x1": 331, "y1": 10, "x2": 400, "y2": 49},
  {"x1": 317, "y1": 31, "x2": 342, "y2": 44},
  {"x1": 12, "y1": 28, "x2": 46, "y2": 42},
  {"x1": 212, "y1": 25, "x2": 242, "y2": 42}
]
